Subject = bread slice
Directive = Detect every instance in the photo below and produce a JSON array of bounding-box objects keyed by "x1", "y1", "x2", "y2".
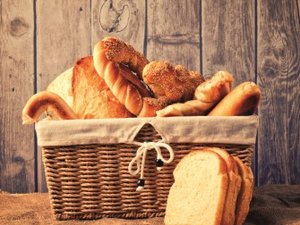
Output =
[
  {"x1": 164, "y1": 150, "x2": 229, "y2": 225},
  {"x1": 233, "y1": 157, "x2": 254, "y2": 225},
  {"x1": 208, "y1": 148, "x2": 242, "y2": 225}
]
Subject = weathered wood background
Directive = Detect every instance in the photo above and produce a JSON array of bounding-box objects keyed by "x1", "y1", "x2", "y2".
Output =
[{"x1": 0, "y1": 0, "x2": 299, "y2": 193}]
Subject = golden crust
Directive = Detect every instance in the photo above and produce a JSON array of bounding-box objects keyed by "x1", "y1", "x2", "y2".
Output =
[
  {"x1": 208, "y1": 148, "x2": 241, "y2": 225},
  {"x1": 22, "y1": 91, "x2": 78, "y2": 124},
  {"x1": 156, "y1": 99, "x2": 213, "y2": 117},
  {"x1": 93, "y1": 37, "x2": 151, "y2": 115},
  {"x1": 194, "y1": 70, "x2": 233, "y2": 103},
  {"x1": 72, "y1": 56, "x2": 133, "y2": 119},
  {"x1": 98, "y1": 36, "x2": 149, "y2": 79},
  {"x1": 208, "y1": 81, "x2": 261, "y2": 116},
  {"x1": 233, "y1": 157, "x2": 254, "y2": 225}
]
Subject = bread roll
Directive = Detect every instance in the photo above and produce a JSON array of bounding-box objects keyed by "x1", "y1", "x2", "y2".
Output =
[
  {"x1": 156, "y1": 71, "x2": 233, "y2": 117},
  {"x1": 142, "y1": 61, "x2": 204, "y2": 103},
  {"x1": 208, "y1": 148, "x2": 242, "y2": 225},
  {"x1": 165, "y1": 150, "x2": 229, "y2": 225},
  {"x1": 194, "y1": 70, "x2": 233, "y2": 103},
  {"x1": 233, "y1": 157, "x2": 254, "y2": 225},
  {"x1": 72, "y1": 56, "x2": 133, "y2": 118},
  {"x1": 208, "y1": 82, "x2": 261, "y2": 116},
  {"x1": 22, "y1": 91, "x2": 78, "y2": 124}
]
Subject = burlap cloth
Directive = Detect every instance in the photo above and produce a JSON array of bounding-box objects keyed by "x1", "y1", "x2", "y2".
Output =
[{"x1": 1, "y1": 185, "x2": 299, "y2": 225}]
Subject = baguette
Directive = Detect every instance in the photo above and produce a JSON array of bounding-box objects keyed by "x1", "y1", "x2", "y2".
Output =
[
  {"x1": 22, "y1": 91, "x2": 78, "y2": 124},
  {"x1": 208, "y1": 82, "x2": 261, "y2": 116},
  {"x1": 165, "y1": 150, "x2": 229, "y2": 225},
  {"x1": 156, "y1": 99, "x2": 213, "y2": 117}
]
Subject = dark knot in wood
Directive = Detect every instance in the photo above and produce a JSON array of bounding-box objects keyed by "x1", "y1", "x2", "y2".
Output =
[{"x1": 9, "y1": 17, "x2": 30, "y2": 37}]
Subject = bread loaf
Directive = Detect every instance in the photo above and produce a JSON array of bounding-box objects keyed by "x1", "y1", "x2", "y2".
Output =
[
  {"x1": 208, "y1": 82, "x2": 261, "y2": 116},
  {"x1": 165, "y1": 150, "x2": 229, "y2": 225}
]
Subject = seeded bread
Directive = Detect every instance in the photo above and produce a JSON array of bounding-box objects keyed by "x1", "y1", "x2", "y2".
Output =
[{"x1": 164, "y1": 150, "x2": 229, "y2": 225}]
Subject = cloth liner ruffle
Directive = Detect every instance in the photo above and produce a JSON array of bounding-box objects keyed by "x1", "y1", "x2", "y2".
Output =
[{"x1": 35, "y1": 116, "x2": 259, "y2": 147}]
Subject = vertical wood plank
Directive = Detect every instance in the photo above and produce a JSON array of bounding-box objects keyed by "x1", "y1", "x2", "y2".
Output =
[
  {"x1": 92, "y1": 0, "x2": 145, "y2": 54},
  {"x1": 257, "y1": 0, "x2": 300, "y2": 185},
  {"x1": 147, "y1": 0, "x2": 200, "y2": 71},
  {"x1": 202, "y1": 0, "x2": 255, "y2": 82},
  {"x1": 202, "y1": 0, "x2": 256, "y2": 179},
  {"x1": 0, "y1": 0, "x2": 35, "y2": 193},
  {"x1": 36, "y1": 0, "x2": 91, "y2": 192}
]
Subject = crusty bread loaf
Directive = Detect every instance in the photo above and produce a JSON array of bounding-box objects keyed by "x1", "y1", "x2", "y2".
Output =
[
  {"x1": 46, "y1": 67, "x2": 74, "y2": 108},
  {"x1": 165, "y1": 150, "x2": 229, "y2": 225},
  {"x1": 208, "y1": 148, "x2": 242, "y2": 225},
  {"x1": 72, "y1": 56, "x2": 133, "y2": 119},
  {"x1": 208, "y1": 82, "x2": 261, "y2": 116},
  {"x1": 22, "y1": 91, "x2": 78, "y2": 124},
  {"x1": 233, "y1": 157, "x2": 254, "y2": 225}
]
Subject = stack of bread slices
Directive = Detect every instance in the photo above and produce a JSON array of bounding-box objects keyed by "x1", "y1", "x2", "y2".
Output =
[{"x1": 165, "y1": 147, "x2": 254, "y2": 225}]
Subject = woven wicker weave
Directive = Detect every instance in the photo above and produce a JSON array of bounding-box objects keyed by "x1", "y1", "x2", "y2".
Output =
[{"x1": 42, "y1": 124, "x2": 254, "y2": 220}]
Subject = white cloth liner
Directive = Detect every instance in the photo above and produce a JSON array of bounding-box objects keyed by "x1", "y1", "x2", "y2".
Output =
[{"x1": 35, "y1": 116, "x2": 259, "y2": 147}]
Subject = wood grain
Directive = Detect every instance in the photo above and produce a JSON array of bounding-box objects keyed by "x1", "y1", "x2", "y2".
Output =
[
  {"x1": 202, "y1": 0, "x2": 255, "y2": 83},
  {"x1": 257, "y1": 0, "x2": 300, "y2": 185},
  {"x1": 147, "y1": 0, "x2": 200, "y2": 71},
  {"x1": 92, "y1": 0, "x2": 145, "y2": 53},
  {"x1": 0, "y1": 0, "x2": 35, "y2": 193},
  {"x1": 36, "y1": 0, "x2": 91, "y2": 191},
  {"x1": 202, "y1": 0, "x2": 257, "y2": 180}
]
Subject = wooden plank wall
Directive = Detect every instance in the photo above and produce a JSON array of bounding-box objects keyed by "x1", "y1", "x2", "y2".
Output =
[{"x1": 0, "y1": 0, "x2": 299, "y2": 193}]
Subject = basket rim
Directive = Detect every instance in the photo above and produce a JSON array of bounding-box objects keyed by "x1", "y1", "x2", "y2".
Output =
[{"x1": 36, "y1": 115, "x2": 259, "y2": 147}]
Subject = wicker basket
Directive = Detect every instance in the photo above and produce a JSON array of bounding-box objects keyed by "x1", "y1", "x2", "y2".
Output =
[{"x1": 36, "y1": 116, "x2": 258, "y2": 220}]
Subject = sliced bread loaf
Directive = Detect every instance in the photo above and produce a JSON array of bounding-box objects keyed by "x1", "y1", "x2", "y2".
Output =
[
  {"x1": 164, "y1": 150, "x2": 229, "y2": 225},
  {"x1": 233, "y1": 157, "x2": 254, "y2": 225},
  {"x1": 208, "y1": 148, "x2": 242, "y2": 225}
]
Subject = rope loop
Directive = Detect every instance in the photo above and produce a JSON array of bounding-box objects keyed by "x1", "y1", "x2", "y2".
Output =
[{"x1": 128, "y1": 141, "x2": 174, "y2": 191}]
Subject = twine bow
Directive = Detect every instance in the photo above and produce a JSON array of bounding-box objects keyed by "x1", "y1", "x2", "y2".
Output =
[{"x1": 128, "y1": 141, "x2": 175, "y2": 191}]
